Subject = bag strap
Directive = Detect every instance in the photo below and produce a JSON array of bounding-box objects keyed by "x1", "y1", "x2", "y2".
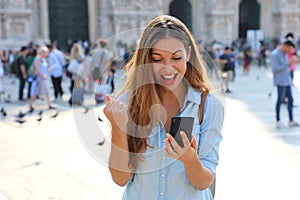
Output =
[{"x1": 198, "y1": 93, "x2": 207, "y2": 124}]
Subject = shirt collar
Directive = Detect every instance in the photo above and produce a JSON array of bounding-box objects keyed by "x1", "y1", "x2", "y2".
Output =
[{"x1": 184, "y1": 86, "x2": 201, "y2": 105}]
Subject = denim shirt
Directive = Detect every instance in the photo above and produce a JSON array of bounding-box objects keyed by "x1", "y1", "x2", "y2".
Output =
[{"x1": 117, "y1": 87, "x2": 224, "y2": 200}]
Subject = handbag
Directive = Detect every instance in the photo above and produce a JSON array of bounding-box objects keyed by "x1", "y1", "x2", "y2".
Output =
[
  {"x1": 76, "y1": 63, "x2": 86, "y2": 79},
  {"x1": 68, "y1": 59, "x2": 81, "y2": 74}
]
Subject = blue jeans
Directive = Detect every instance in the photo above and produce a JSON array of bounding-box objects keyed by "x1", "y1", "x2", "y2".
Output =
[
  {"x1": 290, "y1": 70, "x2": 294, "y2": 82},
  {"x1": 18, "y1": 75, "x2": 26, "y2": 100},
  {"x1": 276, "y1": 86, "x2": 293, "y2": 121}
]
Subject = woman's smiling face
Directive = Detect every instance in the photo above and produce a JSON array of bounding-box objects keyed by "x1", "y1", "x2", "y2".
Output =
[{"x1": 151, "y1": 37, "x2": 189, "y2": 89}]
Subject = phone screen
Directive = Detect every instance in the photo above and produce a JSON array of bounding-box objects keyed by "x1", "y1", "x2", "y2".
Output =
[{"x1": 169, "y1": 116, "x2": 194, "y2": 148}]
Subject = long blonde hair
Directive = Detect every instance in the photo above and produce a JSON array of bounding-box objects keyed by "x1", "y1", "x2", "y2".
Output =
[
  {"x1": 117, "y1": 15, "x2": 211, "y2": 169},
  {"x1": 70, "y1": 43, "x2": 84, "y2": 60}
]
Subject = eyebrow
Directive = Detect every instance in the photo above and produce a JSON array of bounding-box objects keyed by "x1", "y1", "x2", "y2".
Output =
[{"x1": 151, "y1": 49, "x2": 183, "y2": 55}]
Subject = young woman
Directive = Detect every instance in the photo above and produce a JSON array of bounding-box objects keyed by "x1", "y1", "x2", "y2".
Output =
[
  {"x1": 69, "y1": 43, "x2": 86, "y2": 89},
  {"x1": 104, "y1": 15, "x2": 224, "y2": 200}
]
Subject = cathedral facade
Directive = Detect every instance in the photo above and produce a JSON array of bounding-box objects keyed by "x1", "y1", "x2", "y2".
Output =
[{"x1": 0, "y1": 0, "x2": 300, "y2": 50}]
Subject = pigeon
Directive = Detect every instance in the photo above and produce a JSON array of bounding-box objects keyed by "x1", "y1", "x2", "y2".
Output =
[
  {"x1": 50, "y1": 111, "x2": 59, "y2": 118},
  {"x1": 36, "y1": 116, "x2": 42, "y2": 122},
  {"x1": 97, "y1": 116, "x2": 103, "y2": 122},
  {"x1": 18, "y1": 111, "x2": 26, "y2": 118},
  {"x1": 38, "y1": 110, "x2": 43, "y2": 116},
  {"x1": 15, "y1": 118, "x2": 26, "y2": 124},
  {"x1": 1, "y1": 108, "x2": 7, "y2": 117},
  {"x1": 97, "y1": 139, "x2": 105, "y2": 146},
  {"x1": 268, "y1": 93, "x2": 272, "y2": 98}
]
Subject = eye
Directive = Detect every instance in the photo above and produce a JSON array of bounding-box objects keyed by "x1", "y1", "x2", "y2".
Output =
[
  {"x1": 173, "y1": 57, "x2": 182, "y2": 60},
  {"x1": 152, "y1": 58, "x2": 162, "y2": 62}
]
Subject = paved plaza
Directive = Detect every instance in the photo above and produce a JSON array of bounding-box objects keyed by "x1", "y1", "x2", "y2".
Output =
[{"x1": 0, "y1": 65, "x2": 300, "y2": 200}]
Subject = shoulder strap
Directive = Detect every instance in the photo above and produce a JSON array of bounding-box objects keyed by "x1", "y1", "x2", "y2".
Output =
[{"x1": 198, "y1": 93, "x2": 207, "y2": 124}]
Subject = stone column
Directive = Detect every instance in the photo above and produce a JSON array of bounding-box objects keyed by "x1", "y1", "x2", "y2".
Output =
[
  {"x1": 88, "y1": 0, "x2": 97, "y2": 43},
  {"x1": 0, "y1": 0, "x2": 7, "y2": 39},
  {"x1": 100, "y1": 0, "x2": 110, "y2": 38},
  {"x1": 37, "y1": 0, "x2": 49, "y2": 44}
]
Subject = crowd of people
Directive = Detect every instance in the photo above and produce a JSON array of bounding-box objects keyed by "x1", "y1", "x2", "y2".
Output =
[
  {"x1": 204, "y1": 32, "x2": 299, "y2": 128},
  {"x1": 0, "y1": 30, "x2": 299, "y2": 128},
  {"x1": 0, "y1": 38, "x2": 131, "y2": 113}
]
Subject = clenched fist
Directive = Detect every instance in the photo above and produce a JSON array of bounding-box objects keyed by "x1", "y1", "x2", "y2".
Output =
[{"x1": 103, "y1": 95, "x2": 128, "y2": 133}]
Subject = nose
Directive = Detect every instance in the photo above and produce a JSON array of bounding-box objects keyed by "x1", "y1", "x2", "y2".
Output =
[{"x1": 163, "y1": 59, "x2": 173, "y2": 69}]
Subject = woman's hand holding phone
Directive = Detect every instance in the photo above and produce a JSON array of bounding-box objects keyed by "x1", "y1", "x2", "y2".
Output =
[
  {"x1": 164, "y1": 116, "x2": 198, "y2": 163},
  {"x1": 164, "y1": 132, "x2": 198, "y2": 163}
]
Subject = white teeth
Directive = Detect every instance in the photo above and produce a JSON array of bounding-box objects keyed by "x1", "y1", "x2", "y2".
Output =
[{"x1": 162, "y1": 74, "x2": 175, "y2": 79}]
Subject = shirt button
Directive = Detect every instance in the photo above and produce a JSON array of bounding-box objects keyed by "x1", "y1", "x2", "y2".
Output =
[
  {"x1": 160, "y1": 192, "x2": 164, "y2": 196},
  {"x1": 161, "y1": 174, "x2": 165, "y2": 178},
  {"x1": 162, "y1": 157, "x2": 165, "y2": 160}
]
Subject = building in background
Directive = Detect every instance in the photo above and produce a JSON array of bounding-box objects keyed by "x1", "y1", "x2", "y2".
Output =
[{"x1": 0, "y1": 0, "x2": 300, "y2": 51}]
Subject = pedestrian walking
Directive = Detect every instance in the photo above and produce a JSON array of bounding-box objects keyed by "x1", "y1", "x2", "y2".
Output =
[
  {"x1": 242, "y1": 47, "x2": 252, "y2": 74},
  {"x1": 270, "y1": 40, "x2": 299, "y2": 128},
  {"x1": 106, "y1": 60, "x2": 117, "y2": 93},
  {"x1": 69, "y1": 43, "x2": 86, "y2": 89},
  {"x1": 91, "y1": 39, "x2": 110, "y2": 83},
  {"x1": 218, "y1": 46, "x2": 234, "y2": 93},
  {"x1": 47, "y1": 44, "x2": 66, "y2": 101},
  {"x1": 26, "y1": 48, "x2": 38, "y2": 99},
  {"x1": 17, "y1": 46, "x2": 29, "y2": 101},
  {"x1": 258, "y1": 41, "x2": 268, "y2": 68},
  {"x1": 29, "y1": 46, "x2": 55, "y2": 111},
  {"x1": 103, "y1": 15, "x2": 224, "y2": 200},
  {"x1": 284, "y1": 33, "x2": 298, "y2": 84}
]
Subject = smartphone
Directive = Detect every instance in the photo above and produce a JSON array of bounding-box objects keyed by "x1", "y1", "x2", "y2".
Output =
[{"x1": 169, "y1": 116, "x2": 194, "y2": 148}]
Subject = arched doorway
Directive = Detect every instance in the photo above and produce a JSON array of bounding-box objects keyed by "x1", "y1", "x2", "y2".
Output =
[
  {"x1": 239, "y1": 0, "x2": 261, "y2": 38},
  {"x1": 48, "y1": 0, "x2": 89, "y2": 51},
  {"x1": 169, "y1": 0, "x2": 192, "y2": 32}
]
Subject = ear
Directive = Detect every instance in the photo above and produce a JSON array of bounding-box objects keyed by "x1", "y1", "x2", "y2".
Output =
[{"x1": 186, "y1": 46, "x2": 191, "y2": 62}]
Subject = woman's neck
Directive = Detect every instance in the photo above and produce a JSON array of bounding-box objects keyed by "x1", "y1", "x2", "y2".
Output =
[{"x1": 158, "y1": 83, "x2": 187, "y2": 107}]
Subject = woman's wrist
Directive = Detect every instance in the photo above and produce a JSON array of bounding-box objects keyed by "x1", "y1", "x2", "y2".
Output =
[{"x1": 183, "y1": 152, "x2": 200, "y2": 166}]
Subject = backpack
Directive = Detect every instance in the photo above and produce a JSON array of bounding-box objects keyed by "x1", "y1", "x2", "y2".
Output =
[
  {"x1": 9, "y1": 54, "x2": 21, "y2": 75},
  {"x1": 27, "y1": 63, "x2": 36, "y2": 76}
]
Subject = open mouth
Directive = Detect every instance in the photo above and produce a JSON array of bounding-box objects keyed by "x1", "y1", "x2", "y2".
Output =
[{"x1": 160, "y1": 74, "x2": 177, "y2": 85}]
